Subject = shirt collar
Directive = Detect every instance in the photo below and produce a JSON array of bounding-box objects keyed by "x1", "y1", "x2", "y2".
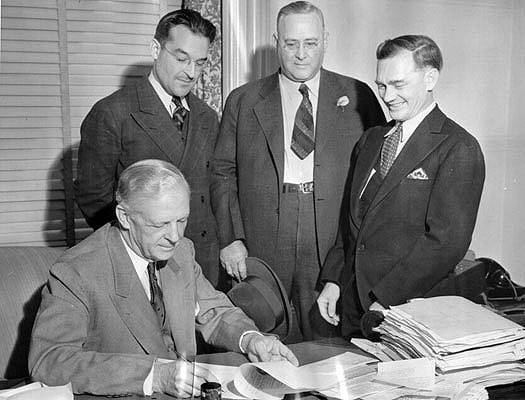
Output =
[
  {"x1": 119, "y1": 230, "x2": 150, "y2": 273},
  {"x1": 148, "y1": 72, "x2": 190, "y2": 111},
  {"x1": 385, "y1": 101, "x2": 437, "y2": 140},
  {"x1": 278, "y1": 69, "x2": 321, "y2": 100}
]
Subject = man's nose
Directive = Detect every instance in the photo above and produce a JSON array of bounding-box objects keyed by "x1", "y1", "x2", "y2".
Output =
[
  {"x1": 165, "y1": 223, "x2": 181, "y2": 243},
  {"x1": 184, "y1": 61, "x2": 196, "y2": 78},
  {"x1": 295, "y1": 44, "x2": 307, "y2": 60}
]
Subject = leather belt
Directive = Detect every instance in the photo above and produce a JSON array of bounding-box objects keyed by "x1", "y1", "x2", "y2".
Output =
[{"x1": 282, "y1": 181, "x2": 314, "y2": 193}]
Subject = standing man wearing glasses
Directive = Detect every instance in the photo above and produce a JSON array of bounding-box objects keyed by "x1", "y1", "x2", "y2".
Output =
[
  {"x1": 75, "y1": 10, "x2": 222, "y2": 286},
  {"x1": 211, "y1": 1, "x2": 384, "y2": 340}
]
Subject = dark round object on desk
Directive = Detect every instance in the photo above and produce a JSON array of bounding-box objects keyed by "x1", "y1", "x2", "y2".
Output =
[
  {"x1": 360, "y1": 310, "x2": 384, "y2": 342},
  {"x1": 201, "y1": 382, "x2": 221, "y2": 400}
]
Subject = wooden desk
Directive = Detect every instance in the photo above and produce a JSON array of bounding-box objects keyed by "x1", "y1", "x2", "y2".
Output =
[{"x1": 75, "y1": 337, "x2": 357, "y2": 399}]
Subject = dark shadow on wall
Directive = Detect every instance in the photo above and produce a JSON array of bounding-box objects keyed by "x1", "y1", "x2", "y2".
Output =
[{"x1": 42, "y1": 63, "x2": 152, "y2": 247}]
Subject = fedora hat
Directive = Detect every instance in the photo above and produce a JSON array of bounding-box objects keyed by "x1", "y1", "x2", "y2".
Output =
[{"x1": 227, "y1": 257, "x2": 292, "y2": 342}]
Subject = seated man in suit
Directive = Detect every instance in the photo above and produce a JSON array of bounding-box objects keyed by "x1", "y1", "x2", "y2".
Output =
[
  {"x1": 316, "y1": 35, "x2": 485, "y2": 337},
  {"x1": 29, "y1": 159, "x2": 298, "y2": 398}
]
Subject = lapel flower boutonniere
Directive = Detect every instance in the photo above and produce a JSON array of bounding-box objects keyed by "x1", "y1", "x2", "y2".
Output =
[{"x1": 337, "y1": 95, "x2": 350, "y2": 112}]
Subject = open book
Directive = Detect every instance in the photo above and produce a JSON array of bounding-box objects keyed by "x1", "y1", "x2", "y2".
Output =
[{"x1": 198, "y1": 351, "x2": 377, "y2": 400}]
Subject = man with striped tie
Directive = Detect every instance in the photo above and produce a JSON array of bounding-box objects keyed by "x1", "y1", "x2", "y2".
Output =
[
  {"x1": 317, "y1": 35, "x2": 485, "y2": 338},
  {"x1": 74, "y1": 9, "x2": 222, "y2": 287},
  {"x1": 211, "y1": 1, "x2": 385, "y2": 341}
]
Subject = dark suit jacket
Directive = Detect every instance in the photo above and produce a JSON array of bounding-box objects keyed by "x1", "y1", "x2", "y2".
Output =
[
  {"x1": 74, "y1": 77, "x2": 220, "y2": 285},
  {"x1": 321, "y1": 107, "x2": 485, "y2": 334},
  {"x1": 29, "y1": 224, "x2": 258, "y2": 396},
  {"x1": 211, "y1": 69, "x2": 385, "y2": 270}
]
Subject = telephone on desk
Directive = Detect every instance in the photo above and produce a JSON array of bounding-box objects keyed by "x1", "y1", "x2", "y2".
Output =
[{"x1": 480, "y1": 257, "x2": 525, "y2": 327}]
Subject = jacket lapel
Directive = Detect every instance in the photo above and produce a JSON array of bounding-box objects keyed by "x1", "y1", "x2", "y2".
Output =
[
  {"x1": 367, "y1": 107, "x2": 448, "y2": 215},
  {"x1": 349, "y1": 129, "x2": 385, "y2": 223},
  {"x1": 179, "y1": 92, "x2": 211, "y2": 171},
  {"x1": 253, "y1": 73, "x2": 285, "y2": 188},
  {"x1": 131, "y1": 77, "x2": 185, "y2": 165},
  {"x1": 161, "y1": 258, "x2": 196, "y2": 358},
  {"x1": 315, "y1": 68, "x2": 345, "y2": 155},
  {"x1": 107, "y1": 226, "x2": 168, "y2": 356}
]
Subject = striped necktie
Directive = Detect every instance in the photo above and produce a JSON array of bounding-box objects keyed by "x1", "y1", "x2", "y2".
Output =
[
  {"x1": 147, "y1": 261, "x2": 165, "y2": 326},
  {"x1": 172, "y1": 96, "x2": 187, "y2": 131},
  {"x1": 380, "y1": 123, "x2": 403, "y2": 178},
  {"x1": 290, "y1": 84, "x2": 315, "y2": 159}
]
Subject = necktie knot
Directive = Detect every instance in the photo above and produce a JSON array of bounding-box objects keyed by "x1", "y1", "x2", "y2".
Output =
[{"x1": 299, "y1": 84, "x2": 309, "y2": 97}]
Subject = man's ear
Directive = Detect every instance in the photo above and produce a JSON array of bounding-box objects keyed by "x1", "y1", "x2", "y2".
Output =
[
  {"x1": 323, "y1": 30, "x2": 329, "y2": 51},
  {"x1": 273, "y1": 33, "x2": 279, "y2": 51},
  {"x1": 150, "y1": 38, "x2": 161, "y2": 61},
  {"x1": 116, "y1": 204, "x2": 131, "y2": 230},
  {"x1": 425, "y1": 67, "x2": 439, "y2": 91}
]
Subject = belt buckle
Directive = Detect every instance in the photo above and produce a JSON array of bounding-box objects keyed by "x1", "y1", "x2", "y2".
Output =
[{"x1": 299, "y1": 182, "x2": 314, "y2": 193}]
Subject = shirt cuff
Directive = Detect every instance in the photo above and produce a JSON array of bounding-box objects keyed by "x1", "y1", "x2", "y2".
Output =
[
  {"x1": 238, "y1": 330, "x2": 262, "y2": 353},
  {"x1": 143, "y1": 360, "x2": 155, "y2": 396}
]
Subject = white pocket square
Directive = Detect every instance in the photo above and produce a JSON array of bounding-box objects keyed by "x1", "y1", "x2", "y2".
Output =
[
  {"x1": 195, "y1": 302, "x2": 200, "y2": 316},
  {"x1": 407, "y1": 167, "x2": 428, "y2": 180}
]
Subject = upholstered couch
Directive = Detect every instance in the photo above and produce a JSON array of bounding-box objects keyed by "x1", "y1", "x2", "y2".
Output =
[
  {"x1": 0, "y1": 246, "x2": 63, "y2": 379},
  {"x1": 0, "y1": 245, "x2": 486, "y2": 380}
]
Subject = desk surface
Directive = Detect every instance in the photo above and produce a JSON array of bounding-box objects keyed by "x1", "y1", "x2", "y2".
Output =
[{"x1": 75, "y1": 337, "x2": 356, "y2": 399}]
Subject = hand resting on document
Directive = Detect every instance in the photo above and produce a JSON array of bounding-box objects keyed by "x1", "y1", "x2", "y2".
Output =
[{"x1": 241, "y1": 333, "x2": 299, "y2": 366}]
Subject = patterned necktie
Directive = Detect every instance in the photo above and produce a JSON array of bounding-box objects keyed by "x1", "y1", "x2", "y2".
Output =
[
  {"x1": 172, "y1": 96, "x2": 187, "y2": 130},
  {"x1": 380, "y1": 123, "x2": 403, "y2": 178},
  {"x1": 291, "y1": 84, "x2": 315, "y2": 159},
  {"x1": 147, "y1": 261, "x2": 165, "y2": 326}
]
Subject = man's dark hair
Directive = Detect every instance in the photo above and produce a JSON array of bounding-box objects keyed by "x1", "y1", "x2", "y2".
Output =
[
  {"x1": 154, "y1": 9, "x2": 216, "y2": 46},
  {"x1": 376, "y1": 35, "x2": 443, "y2": 71}
]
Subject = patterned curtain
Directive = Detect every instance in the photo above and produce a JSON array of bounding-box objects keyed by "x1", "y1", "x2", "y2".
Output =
[{"x1": 183, "y1": 0, "x2": 222, "y2": 115}]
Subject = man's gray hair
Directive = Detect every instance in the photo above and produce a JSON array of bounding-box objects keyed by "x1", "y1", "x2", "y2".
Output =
[
  {"x1": 115, "y1": 159, "x2": 190, "y2": 209},
  {"x1": 277, "y1": 1, "x2": 325, "y2": 30}
]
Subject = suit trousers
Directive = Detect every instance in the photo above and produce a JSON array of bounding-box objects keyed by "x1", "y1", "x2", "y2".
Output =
[{"x1": 275, "y1": 191, "x2": 338, "y2": 341}]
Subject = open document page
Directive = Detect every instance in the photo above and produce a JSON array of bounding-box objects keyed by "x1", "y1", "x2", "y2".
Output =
[{"x1": 197, "y1": 351, "x2": 376, "y2": 400}]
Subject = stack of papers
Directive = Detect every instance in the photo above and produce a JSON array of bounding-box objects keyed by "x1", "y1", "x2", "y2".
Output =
[
  {"x1": 365, "y1": 296, "x2": 525, "y2": 398},
  {"x1": 375, "y1": 296, "x2": 525, "y2": 372}
]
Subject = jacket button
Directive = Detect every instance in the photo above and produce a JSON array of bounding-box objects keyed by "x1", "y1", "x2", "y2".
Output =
[
  {"x1": 206, "y1": 161, "x2": 210, "y2": 168},
  {"x1": 201, "y1": 230, "x2": 207, "y2": 237},
  {"x1": 358, "y1": 244, "x2": 365, "y2": 251},
  {"x1": 201, "y1": 195, "x2": 205, "y2": 203}
]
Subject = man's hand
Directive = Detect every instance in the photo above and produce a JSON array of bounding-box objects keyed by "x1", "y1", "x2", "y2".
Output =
[
  {"x1": 317, "y1": 282, "x2": 340, "y2": 326},
  {"x1": 220, "y1": 240, "x2": 248, "y2": 281},
  {"x1": 152, "y1": 359, "x2": 218, "y2": 398},
  {"x1": 242, "y1": 333, "x2": 299, "y2": 366}
]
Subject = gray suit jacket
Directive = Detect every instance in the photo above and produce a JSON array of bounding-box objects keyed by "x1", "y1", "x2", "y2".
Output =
[
  {"x1": 211, "y1": 69, "x2": 385, "y2": 271},
  {"x1": 29, "y1": 224, "x2": 257, "y2": 395},
  {"x1": 74, "y1": 76, "x2": 220, "y2": 285}
]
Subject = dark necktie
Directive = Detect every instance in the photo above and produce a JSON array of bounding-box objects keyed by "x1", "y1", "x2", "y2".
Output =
[
  {"x1": 380, "y1": 123, "x2": 403, "y2": 178},
  {"x1": 291, "y1": 84, "x2": 315, "y2": 159},
  {"x1": 172, "y1": 96, "x2": 187, "y2": 131},
  {"x1": 147, "y1": 261, "x2": 165, "y2": 326}
]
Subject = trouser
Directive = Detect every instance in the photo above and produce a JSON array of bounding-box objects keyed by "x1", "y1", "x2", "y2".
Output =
[{"x1": 275, "y1": 190, "x2": 337, "y2": 341}]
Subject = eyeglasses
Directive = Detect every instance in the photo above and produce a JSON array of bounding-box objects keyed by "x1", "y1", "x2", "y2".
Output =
[
  {"x1": 277, "y1": 37, "x2": 322, "y2": 53},
  {"x1": 162, "y1": 46, "x2": 208, "y2": 70}
]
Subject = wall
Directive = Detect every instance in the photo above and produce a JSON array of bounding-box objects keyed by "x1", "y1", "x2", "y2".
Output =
[
  {"x1": 0, "y1": 0, "x2": 182, "y2": 246},
  {"x1": 223, "y1": 0, "x2": 525, "y2": 283}
]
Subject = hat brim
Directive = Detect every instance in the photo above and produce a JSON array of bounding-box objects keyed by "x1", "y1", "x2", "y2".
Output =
[{"x1": 227, "y1": 257, "x2": 292, "y2": 342}]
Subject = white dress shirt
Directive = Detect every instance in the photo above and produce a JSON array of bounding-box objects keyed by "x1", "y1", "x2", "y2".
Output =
[
  {"x1": 279, "y1": 71, "x2": 321, "y2": 184},
  {"x1": 148, "y1": 72, "x2": 189, "y2": 116}
]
